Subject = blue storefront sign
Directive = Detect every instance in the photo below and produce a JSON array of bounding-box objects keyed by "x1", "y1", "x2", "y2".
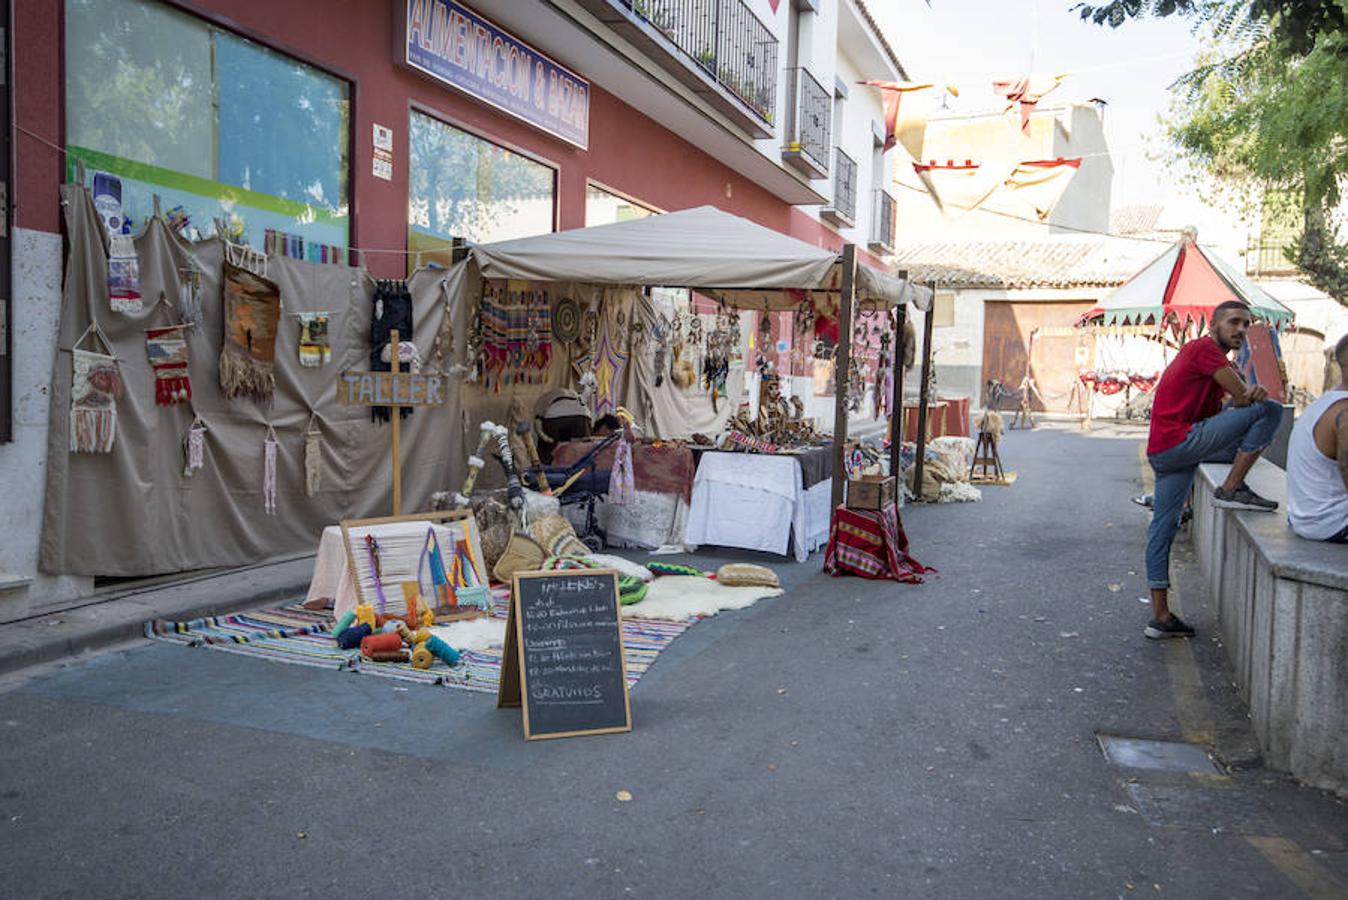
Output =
[{"x1": 404, "y1": 0, "x2": 590, "y2": 149}]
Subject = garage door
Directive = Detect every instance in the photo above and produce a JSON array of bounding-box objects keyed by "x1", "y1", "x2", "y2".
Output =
[{"x1": 982, "y1": 301, "x2": 1097, "y2": 412}]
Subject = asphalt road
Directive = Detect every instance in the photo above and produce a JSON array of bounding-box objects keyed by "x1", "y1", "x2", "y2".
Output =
[{"x1": 2, "y1": 426, "x2": 1345, "y2": 899}]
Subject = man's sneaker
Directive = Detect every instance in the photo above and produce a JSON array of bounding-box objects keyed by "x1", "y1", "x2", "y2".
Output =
[
  {"x1": 1213, "y1": 483, "x2": 1278, "y2": 512},
  {"x1": 1145, "y1": 615, "x2": 1196, "y2": 640}
]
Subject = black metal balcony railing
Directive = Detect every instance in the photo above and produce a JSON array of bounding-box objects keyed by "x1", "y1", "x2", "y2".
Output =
[
  {"x1": 624, "y1": 0, "x2": 778, "y2": 125},
  {"x1": 784, "y1": 67, "x2": 830, "y2": 172},
  {"x1": 830, "y1": 148, "x2": 857, "y2": 223},
  {"x1": 871, "y1": 188, "x2": 896, "y2": 251}
]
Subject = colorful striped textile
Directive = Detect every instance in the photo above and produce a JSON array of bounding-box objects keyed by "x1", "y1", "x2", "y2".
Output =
[
  {"x1": 823, "y1": 503, "x2": 932, "y2": 584},
  {"x1": 145, "y1": 592, "x2": 690, "y2": 694}
]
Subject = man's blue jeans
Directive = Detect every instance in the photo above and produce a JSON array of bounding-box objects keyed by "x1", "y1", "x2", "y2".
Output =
[{"x1": 1145, "y1": 400, "x2": 1284, "y2": 589}]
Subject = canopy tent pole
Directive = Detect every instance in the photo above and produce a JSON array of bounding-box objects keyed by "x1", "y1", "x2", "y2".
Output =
[
  {"x1": 889, "y1": 270, "x2": 908, "y2": 481},
  {"x1": 911, "y1": 280, "x2": 937, "y2": 501},
  {"x1": 830, "y1": 244, "x2": 857, "y2": 510}
]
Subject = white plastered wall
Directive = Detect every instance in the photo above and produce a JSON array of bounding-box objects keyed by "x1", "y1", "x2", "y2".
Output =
[{"x1": 0, "y1": 228, "x2": 97, "y2": 623}]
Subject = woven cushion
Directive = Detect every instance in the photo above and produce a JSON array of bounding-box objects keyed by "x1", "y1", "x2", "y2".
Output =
[
  {"x1": 492, "y1": 532, "x2": 546, "y2": 583},
  {"x1": 716, "y1": 563, "x2": 780, "y2": 589},
  {"x1": 530, "y1": 513, "x2": 589, "y2": 558}
]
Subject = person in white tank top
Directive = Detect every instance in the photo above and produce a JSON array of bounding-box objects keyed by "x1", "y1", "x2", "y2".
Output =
[{"x1": 1287, "y1": 335, "x2": 1348, "y2": 543}]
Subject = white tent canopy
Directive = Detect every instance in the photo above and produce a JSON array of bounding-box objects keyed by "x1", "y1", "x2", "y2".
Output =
[{"x1": 471, "y1": 205, "x2": 931, "y2": 311}]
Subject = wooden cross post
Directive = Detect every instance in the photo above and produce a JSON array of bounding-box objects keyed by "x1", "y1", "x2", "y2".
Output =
[
  {"x1": 336, "y1": 329, "x2": 449, "y2": 516},
  {"x1": 830, "y1": 244, "x2": 857, "y2": 510}
]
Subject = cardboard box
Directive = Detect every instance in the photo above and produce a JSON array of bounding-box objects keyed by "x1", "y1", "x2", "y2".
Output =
[{"x1": 846, "y1": 474, "x2": 895, "y2": 511}]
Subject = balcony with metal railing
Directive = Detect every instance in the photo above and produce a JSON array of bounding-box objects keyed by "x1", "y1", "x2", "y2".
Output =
[
  {"x1": 869, "y1": 188, "x2": 896, "y2": 253},
  {"x1": 820, "y1": 148, "x2": 857, "y2": 228},
  {"x1": 578, "y1": 0, "x2": 779, "y2": 137},
  {"x1": 781, "y1": 67, "x2": 830, "y2": 179}
]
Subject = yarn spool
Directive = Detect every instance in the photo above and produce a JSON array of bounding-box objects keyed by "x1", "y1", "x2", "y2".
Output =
[
  {"x1": 331, "y1": 611, "x2": 356, "y2": 638},
  {"x1": 355, "y1": 603, "x2": 376, "y2": 630},
  {"x1": 361, "y1": 631, "x2": 404, "y2": 657},
  {"x1": 395, "y1": 622, "x2": 416, "y2": 645},
  {"x1": 419, "y1": 607, "x2": 434, "y2": 628},
  {"x1": 411, "y1": 628, "x2": 431, "y2": 645},
  {"x1": 368, "y1": 650, "x2": 410, "y2": 663},
  {"x1": 336, "y1": 623, "x2": 372, "y2": 650},
  {"x1": 424, "y1": 635, "x2": 460, "y2": 667},
  {"x1": 381, "y1": 620, "x2": 402, "y2": 633},
  {"x1": 410, "y1": 643, "x2": 434, "y2": 670}
]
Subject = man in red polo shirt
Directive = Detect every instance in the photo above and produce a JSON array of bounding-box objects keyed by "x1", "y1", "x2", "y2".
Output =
[{"x1": 1143, "y1": 301, "x2": 1284, "y2": 639}]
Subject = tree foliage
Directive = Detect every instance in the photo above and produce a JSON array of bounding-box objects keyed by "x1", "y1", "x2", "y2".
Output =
[{"x1": 1077, "y1": 1, "x2": 1348, "y2": 305}]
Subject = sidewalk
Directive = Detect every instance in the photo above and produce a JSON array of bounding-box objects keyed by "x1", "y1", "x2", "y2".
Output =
[{"x1": 0, "y1": 556, "x2": 315, "y2": 676}]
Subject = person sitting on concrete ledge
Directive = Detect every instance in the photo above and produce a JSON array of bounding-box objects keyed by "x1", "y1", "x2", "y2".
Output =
[
  {"x1": 1143, "y1": 301, "x2": 1285, "y2": 640},
  {"x1": 1288, "y1": 334, "x2": 1348, "y2": 543}
]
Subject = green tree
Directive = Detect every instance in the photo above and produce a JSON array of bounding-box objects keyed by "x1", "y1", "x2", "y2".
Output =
[{"x1": 1076, "y1": 0, "x2": 1348, "y2": 306}]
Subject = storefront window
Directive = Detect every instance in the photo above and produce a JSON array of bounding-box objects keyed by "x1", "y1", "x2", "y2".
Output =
[
  {"x1": 65, "y1": 0, "x2": 350, "y2": 258},
  {"x1": 585, "y1": 184, "x2": 658, "y2": 226},
  {"x1": 408, "y1": 110, "x2": 555, "y2": 270}
]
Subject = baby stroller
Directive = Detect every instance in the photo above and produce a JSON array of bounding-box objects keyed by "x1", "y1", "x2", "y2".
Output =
[{"x1": 521, "y1": 431, "x2": 621, "y2": 553}]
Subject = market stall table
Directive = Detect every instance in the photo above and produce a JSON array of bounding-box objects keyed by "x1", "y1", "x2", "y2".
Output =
[
  {"x1": 823, "y1": 502, "x2": 930, "y2": 583},
  {"x1": 683, "y1": 448, "x2": 834, "y2": 562},
  {"x1": 549, "y1": 439, "x2": 697, "y2": 549},
  {"x1": 900, "y1": 395, "x2": 970, "y2": 440}
]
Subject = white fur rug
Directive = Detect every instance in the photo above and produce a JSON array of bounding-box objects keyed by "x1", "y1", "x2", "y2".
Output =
[
  {"x1": 428, "y1": 616, "x2": 506, "y2": 652},
  {"x1": 621, "y1": 575, "x2": 783, "y2": 621}
]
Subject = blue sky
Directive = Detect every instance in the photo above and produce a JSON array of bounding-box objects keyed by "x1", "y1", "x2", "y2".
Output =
[{"x1": 870, "y1": 0, "x2": 1208, "y2": 208}]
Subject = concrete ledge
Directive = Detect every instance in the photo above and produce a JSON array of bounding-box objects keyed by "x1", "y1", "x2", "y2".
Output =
[
  {"x1": 1191, "y1": 459, "x2": 1347, "y2": 797},
  {"x1": 0, "y1": 557, "x2": 315, "y2": 677}
]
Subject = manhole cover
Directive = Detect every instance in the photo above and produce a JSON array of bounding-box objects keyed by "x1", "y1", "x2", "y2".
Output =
[
  {"x1": 1097, "y1": 734, "x2": 1220, "y2": 774},
  {"x1": 1124, "y1": 782, "x2": 1271, "y2": 834}
]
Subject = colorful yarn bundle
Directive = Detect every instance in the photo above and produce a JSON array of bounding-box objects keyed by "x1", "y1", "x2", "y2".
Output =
[
  {"x1": 360, "y1": 631, "x2": 403, "y2": 658},
  {"x1": 332, "y1": 610, "x2": 356, "y2": 636},
  {"x1": 422, "y1": 635, "x2": 460, "y2": 667},
  {"x1": 648, "y1": 562, "x2": 707, "y2": 578},
  {"x1": 368, "y1": 650, "x2": 410, "y2": 663},
  {"x1": 336, "y1": 623, "x2": 372, "y2": 650},
  {"x1": 541, "y1": 556, "x2": 648, "y2": 605},
  {"x1": 355, "y1": 603, "x2": 376, "y2": 630}
]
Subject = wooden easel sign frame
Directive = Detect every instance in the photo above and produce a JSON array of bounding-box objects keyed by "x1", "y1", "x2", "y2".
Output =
[
  {"x1": 497, "y1": 569, "x2": 632, "y2": 741},
  {"x1": 339, "y1": 508, "x2": 481, "y2": 612}
]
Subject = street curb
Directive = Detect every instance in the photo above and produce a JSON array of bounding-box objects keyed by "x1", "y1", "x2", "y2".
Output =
[{"x1": 0, "y1": 563, "x2": 314, "y2": 677}]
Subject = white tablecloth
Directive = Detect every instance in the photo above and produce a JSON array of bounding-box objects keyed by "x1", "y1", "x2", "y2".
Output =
[
  {"x1": 563, "y1": 488, "x2": 690, "y2": 551},
  {"x1": 306, "y1": 518, "x2": 485, "y2": 618},
  {"x1": 683, "y1": 452, "x2": 830, "y2": 562}
]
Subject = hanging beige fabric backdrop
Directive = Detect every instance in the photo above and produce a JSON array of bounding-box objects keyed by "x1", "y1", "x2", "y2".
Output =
[{"x1": 40, "y1": 184, "x2": 470, "y2": 577}]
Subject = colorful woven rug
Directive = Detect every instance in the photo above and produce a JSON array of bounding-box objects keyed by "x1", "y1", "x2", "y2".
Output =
[{"x1": 145, "y1": 594, "x2": 691, "y2": 695}]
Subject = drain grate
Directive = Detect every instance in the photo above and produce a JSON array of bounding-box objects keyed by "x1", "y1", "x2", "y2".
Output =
[{"x1": 1097, "y1": 734, "x2": 1220, "y2": 774}]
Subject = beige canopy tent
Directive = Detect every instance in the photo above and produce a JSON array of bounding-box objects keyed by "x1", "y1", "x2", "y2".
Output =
[
  {"x1": 469, "y1": 205, "x2": 932, "y2": 312},
  {"x1": 463, "y1": 205, "x2": 932, "y2": 507}
]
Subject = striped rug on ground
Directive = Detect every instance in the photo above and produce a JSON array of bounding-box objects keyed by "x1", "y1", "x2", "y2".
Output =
[{"x1": 145, "y1": 594, "x2": 691, "y2": 695}]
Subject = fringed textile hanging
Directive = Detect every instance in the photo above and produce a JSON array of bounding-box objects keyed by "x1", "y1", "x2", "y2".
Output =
[
  {"x1": 609, "y1": 431, "x2": 636, "y2": 506},
  {"x1": 370, "y1": 279, "x2": 413, "y2": 423},
  {"x1": 480, "y1": 279, "x2": 552, "y2": 390},
  {"x1": 263, "y1": 424, "x2": 279, "y2": 515},
  {"x1": 69, "y1": 325, "x2": 123, "y2": 454},
  {"x1": 183, "y1": 417, "x2": 206, "y2": 477},
  {"x1": 145, "y1": 324, "x2": 192, "y2": 406},
  {"x1": 220, "y1": 261, "x2": 282, "y2": 404},
  {"x1": 297, "y1": 312, "x2": 331, "y2": 367},
  {"x1": 178, "y1": 263, "x2": 203, "y2": 325},
  {"x1": 304, "y1": 413, "x2": 322, "y2": 498}
]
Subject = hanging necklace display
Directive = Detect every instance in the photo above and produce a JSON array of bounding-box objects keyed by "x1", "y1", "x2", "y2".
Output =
[
  {"x1": 303, "y1": 412, "x2": 322, "y2": 498},
  {"x1": 262, "y1": 423, "x2": 279, "y2": 515},
  {"x1": 370, "y1": 278, "x2": 413, "y2": 423},
  {"x1": 875, "y1": 329, "x2": 894, "y2": 421},
  {"x1": 297, "y1": 312, "x2": 332, "y2": 367},
  {"x1": 426, "y1": 277, "x2": 466, "y2": 376},
  {"x1": 183, "y1": 416, "x2": 207, "y2": 477},
  {"x1": 69, "y1": 323, "x2": 123, "y2": 454}
]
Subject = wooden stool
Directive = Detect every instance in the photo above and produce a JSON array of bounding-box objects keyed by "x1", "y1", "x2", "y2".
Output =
[{"x1": 969, "y1": 430, "x2": 1005, "y2": 482}]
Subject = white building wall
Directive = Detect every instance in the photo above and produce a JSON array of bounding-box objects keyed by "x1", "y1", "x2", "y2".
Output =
[{"x1": 0, "y1": 228, "x2": 97, "y2": 623}]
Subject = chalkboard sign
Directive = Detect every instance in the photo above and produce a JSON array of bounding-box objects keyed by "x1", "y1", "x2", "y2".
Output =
[{"x1": 497, "y1": 569, "x2": 632, "y2": 740}]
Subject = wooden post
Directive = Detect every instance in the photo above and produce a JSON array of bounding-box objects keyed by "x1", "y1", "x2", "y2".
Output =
[
  {"x1": 911, "y1": 281, "x2": 937, "y2": 501},
  {"x1": 390, "y1": 328, "x2": 402, "y2": 516},
  {"x1": 889, "y1": 270, "x2": 907, "y2": 482},
  {"x1": 830, "y1": 244, "x2": 857, "y2": 510}
]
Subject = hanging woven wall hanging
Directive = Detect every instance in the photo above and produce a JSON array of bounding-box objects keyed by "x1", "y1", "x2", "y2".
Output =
[
  {"x1": 94, "y1": 173, "x2": 142, "y2": 314},
  {"x1": 145, "y1": 324, "x2": 192, "y2": 405},
  {"x1": 480, "y1": 279, "x2": 551, "y2": 391},
  {"x1": 370, "y1": 279, "x2": 413, "y2": 423},
  {"x1": 297, "y1": 312, "x2": 331, "y2": 367},
  {"x1": 177, "y1": 262, "x2": 203, "y2": 325},
  {"x1": 262, "y1": 424, "x2": 279, "y2": 515},
  {"x1": 303, "y1": 413, "x2": 322, "y2": 498},
  {"x1": 69, "y1": 325, "x2": 123, "y2": 454},
  {"x1": 219, "y1": 261, "x2": 282, "y2": 404},
  {"x1": 183, "y1": 417, "x2": 207, "y2": 477}
]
